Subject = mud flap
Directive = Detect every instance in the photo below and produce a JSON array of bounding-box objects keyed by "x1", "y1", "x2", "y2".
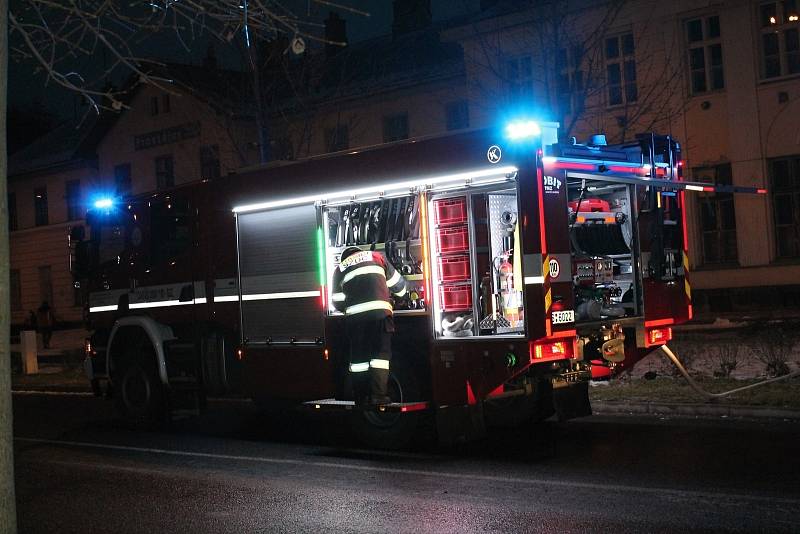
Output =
[{"x1": 552, "y1": 381, "x2": 592, "y2": 421}]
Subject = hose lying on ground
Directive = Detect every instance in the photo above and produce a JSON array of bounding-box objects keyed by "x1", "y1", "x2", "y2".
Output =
[{"x1": 659, "y1": 345, "x2": 800, "y2": 400}]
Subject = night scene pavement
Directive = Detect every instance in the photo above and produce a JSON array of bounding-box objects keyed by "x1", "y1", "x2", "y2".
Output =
[{"x1": 12, "y1": 393, "x2": 800, "y2": 533}]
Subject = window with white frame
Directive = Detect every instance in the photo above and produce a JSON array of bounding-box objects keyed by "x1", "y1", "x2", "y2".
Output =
[
  {"x1": 556, "y1": 45, "x2": 585, "y2": 116},
  {"x1": 769, "y1": 156, "x2": 800, "y2": 258},
  {"x1": 605, "y1": 33, "x2": 637, "y2": 106},
  {"x1": 686, "y1": 15, "x2": 724, "y2": 93},
  {"x1": 694, "y1": 164, "x2": 737, "y2": 264},
  {"x1": 505, "y1": 55, "x2": 534, "y2": 102},
  {"x1": 759, "y1": 1, "x2": 800, "y2": 78}
]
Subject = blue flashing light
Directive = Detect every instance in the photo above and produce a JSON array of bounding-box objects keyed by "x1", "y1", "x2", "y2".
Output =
[
  {"x1": 505, "y1": 120, "x2": 541, "y2": 140},
  {"x1": 93, "y1": 198, "x2": 114, "y2": 210}
]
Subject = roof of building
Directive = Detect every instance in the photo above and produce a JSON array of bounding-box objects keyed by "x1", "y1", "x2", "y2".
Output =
[{"x1": 8, "y1": 113, "x2": 108, "y2": 176}]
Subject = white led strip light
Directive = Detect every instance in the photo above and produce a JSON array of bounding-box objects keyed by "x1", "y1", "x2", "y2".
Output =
[
  {"x1": 89, "y1": 290, "x2": 321, "y2": 313},
  {"x1": 232, "y1": 166, "x2": 519, "y2": 213}
]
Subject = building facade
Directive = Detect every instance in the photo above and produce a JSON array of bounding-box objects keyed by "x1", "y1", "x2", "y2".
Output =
[
  {"x1": 9, "y1": 0, "x2": 800, "y2": 327},
  {"x1": 443, "y1": 0, "x2": 800, "y2": 314}
]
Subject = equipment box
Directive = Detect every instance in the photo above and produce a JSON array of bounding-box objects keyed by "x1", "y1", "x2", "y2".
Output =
[
  {"x1": 439, "y1": 284, "x2": 472, "y2": 312},
  {"x1": 436, "y1": 225, "x2": 469, "y2": 254},
  {"x1": 437, "y1": 255, "x2": 471, "y2": 283},
  {"x1": 434, "y1": 197, "x2": 468, "y2": 227}
]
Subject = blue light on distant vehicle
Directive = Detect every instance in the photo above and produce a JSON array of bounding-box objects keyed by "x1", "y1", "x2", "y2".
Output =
[
  {"x1": 505, "y1": 120, "x2": 541, "y2": 140},
  {"x1": 93, "y1": 198, "x2": 114, "y2": 209}
]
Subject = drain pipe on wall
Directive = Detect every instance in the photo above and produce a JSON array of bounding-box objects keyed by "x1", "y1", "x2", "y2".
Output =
[{"x1": 659, "y1": 345, "x2": 800, "y2": 400}]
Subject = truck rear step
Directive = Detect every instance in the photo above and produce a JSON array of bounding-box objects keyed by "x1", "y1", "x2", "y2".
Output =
[{"x1": 304, "y1": 398, "x2": 429, "y2": 413}]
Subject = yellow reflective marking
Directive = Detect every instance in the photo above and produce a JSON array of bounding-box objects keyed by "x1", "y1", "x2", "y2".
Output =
[{"x1": 544, "y1": 288, "x2": 552, "y2": 312}]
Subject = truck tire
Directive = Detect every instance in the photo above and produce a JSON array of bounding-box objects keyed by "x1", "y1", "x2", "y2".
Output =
[
  {"x1": 114, "y1": 348, "x2": 165, "y2": 428},
  {"x1": 350, "y1": 364, "x2": 421, "y2": 450}
]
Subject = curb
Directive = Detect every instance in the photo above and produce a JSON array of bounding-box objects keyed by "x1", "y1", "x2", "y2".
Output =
[{"x1": 592, "y1": 400, "x2": 800, "y2": 420}]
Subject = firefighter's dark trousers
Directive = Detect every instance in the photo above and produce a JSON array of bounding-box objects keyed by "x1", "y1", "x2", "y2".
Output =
[{"x1": 345, "y1": 316, "x2": 394, "y2": 402}]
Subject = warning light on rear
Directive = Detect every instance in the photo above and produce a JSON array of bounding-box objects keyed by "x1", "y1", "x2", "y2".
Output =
[{"x1": 505, "y1": 120, "x2": 541, "y2": 140}]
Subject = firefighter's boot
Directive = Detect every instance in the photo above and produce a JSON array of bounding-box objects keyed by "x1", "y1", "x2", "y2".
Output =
[{"x1": 369, "y1": 368, "x2": 391, "y2": 406}]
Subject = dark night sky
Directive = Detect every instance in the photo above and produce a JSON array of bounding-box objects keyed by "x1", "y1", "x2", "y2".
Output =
[{"x1": 8, "y1": 0, "x2": 479, "y2": 119}]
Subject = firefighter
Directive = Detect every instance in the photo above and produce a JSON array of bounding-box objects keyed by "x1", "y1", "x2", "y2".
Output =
[{"x1": 331, "y1": 246, "x2": 407, "y2": 406}]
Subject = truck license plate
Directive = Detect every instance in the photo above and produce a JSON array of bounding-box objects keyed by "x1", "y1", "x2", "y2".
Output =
[{"x1": 552, "y1": 310, "x2": 575, "y2": 324}]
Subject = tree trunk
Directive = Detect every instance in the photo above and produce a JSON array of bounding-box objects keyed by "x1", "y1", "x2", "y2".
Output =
[{"x1": 0, "y1": 0, "x2": 19, "y2": 530}]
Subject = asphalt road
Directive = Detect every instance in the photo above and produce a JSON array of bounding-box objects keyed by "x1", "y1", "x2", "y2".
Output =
[{"x1": 11, "y1": 393, "x2": 800, "y2": 533}]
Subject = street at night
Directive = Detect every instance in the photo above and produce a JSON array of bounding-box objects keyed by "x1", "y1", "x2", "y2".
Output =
[{"x1": 12, "y1": 393, "x2": 799, "y2": 533}]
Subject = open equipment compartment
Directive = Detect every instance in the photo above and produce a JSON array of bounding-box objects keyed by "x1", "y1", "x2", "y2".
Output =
[
  {"x1": 322, "y1": 194, "x2": 427, "y2": 315},
  {"x1": 429, "y1": 182, "x2": 526, "y2": 339},
  {"x1": 567, "y1": 177, "x2": 642, "y2": 323}
]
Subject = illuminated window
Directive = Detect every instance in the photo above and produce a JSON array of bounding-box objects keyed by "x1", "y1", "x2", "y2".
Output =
[
  {"x1": 605, "y1": 33, "x2": 637, "y2": 106},
  {"x1": 769, "y1": 156, "x2": 800, "y2": 257},
  {"x1": 694, "y1": 164, "x2": 737, "y2": 264},
  {"x1": 686, "y1": 15, "x2": 724, "y2": 93},
  {"x1": 760, "y1": 1, "x2": 800, "y2": 78}
]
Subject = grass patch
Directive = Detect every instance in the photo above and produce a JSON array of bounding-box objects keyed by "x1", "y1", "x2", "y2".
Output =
[{"x1": 589, "y1": 377, "x2": 800, "y2": 409}]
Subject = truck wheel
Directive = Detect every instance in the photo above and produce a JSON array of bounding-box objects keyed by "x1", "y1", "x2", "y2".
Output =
[
  {"x1": 350, "y1": 364, "x2": 421, "y2": 450},
  {"x1": 114, "y1": 350, "x2": 165, "y2": 428}
]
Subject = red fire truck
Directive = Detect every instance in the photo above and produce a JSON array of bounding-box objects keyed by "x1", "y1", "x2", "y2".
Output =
[{"x1": 73, "y1": 121, "x2": 765, "y2": 447}]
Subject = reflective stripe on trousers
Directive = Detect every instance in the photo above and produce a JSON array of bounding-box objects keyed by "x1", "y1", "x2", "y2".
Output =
[
  {"x1": 349, "y1": 362, "x2": 369, "y2": 373},
  {"x1": 349, "y1": 359, "x2": 390, "y2": 372},
  {"x1": 345, "y1": 300, "x2": 392, "y2": 315}
]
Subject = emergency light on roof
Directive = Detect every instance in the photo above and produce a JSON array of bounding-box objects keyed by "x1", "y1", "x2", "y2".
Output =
[
  {"x1": 232, "y1": 165, "x2": 519, "y2": 214},
  {"x1": 505, "y1": 120, "x2": 541, "y2": 140},
  {"x1": 93, "y1": 198, "x2": 114, "y2": 209}
]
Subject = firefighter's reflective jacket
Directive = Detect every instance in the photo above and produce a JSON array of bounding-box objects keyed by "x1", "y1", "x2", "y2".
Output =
[{"x1": 332, "y1": 249, "x2": 407, "y2": 320}]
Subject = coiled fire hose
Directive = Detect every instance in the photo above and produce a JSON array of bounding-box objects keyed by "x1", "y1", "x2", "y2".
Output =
[{"x1": 659, "y1": 344, "x2": 800, "y2": 400}]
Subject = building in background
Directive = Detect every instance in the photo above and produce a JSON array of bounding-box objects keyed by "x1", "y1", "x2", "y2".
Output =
[
  {"x1": 444, "y1": 0, "x2": 800, "y2": 314},
  {"x1": 8, "y1": 0, "x2": 800, "y2": 328}
]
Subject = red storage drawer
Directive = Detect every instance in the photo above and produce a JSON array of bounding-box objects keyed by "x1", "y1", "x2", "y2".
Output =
[
  {"x1": 438, "y1": 255, "x2": 471, "y2": 282},
  {"x1": 440, "y1": 284, "x2": 472, "y2": 311},
  {"x1": 436, "y1": 225, "x2": 469, "y2": 254},
  {"x1": 434, "y1": 197, "x2": 468, "y2": 226}
]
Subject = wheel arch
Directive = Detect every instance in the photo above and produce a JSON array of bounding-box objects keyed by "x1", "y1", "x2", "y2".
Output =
[{"x1": 107, "y1": 316, "x2": 176, "y2": 386}]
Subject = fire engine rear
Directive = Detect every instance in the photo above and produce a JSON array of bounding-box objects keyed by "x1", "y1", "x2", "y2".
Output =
[{"x1": 72, "y1": 122, "x2": 765, "y2": 448}]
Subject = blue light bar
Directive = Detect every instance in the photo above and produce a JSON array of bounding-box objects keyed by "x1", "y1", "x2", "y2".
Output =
[
  {"x1": 505, "y1": 120, "x2": 541, "y2": 140},
  {"x1": 93, "y1": 198, "x2": 114, "y2": 209}
]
